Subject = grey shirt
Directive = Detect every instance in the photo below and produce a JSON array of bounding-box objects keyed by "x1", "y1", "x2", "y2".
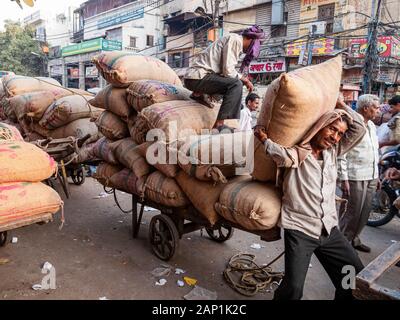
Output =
[{"x1": 264, "y1": 107, "x2": 366, "y2": 239}]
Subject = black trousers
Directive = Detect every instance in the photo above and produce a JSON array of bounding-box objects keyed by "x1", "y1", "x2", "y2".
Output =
[
  {"x1": 273, "y1": 227, "x2": 364, "y2": 300},
  {"x1": 184, "y1": 73, "x2": 243, "y2": 120}
]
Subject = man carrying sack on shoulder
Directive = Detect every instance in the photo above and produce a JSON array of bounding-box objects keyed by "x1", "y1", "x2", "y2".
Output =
[
  {"x1": 254, "y1": 101, "x2": 366, "y2": 300},
  {"x1": 184, "y1": 25, "x2": 265, "y2": 132}
]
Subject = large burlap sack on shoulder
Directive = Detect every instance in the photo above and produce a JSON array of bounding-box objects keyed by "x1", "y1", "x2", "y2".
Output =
[
  {"x1": 95, "y1": 111, "x2": 129, "y2": 140},
  {"x1": 48, "y1": 118, "x2": 98, "y2": 141},
  {"x1": 176, "y1": 171, "x2": 249, "y2": 226},
  {"x1": 144, "y1": 171, "x2": 189, "y2": 207},
  {"x1": 177, "y1": 131, "x2": 253, "y2": 183},
  {"x1": 9, "y1": 89, "x2": 73, "y2": 121},
  {"x1": 109, "y1": 168, "x2": 147, "y2": 196},
  {"x1": 0, "y1": 182, "x2": 62, "y2": 225},
  {"x1": 39, "y1": 95, "x2": 101, "y2": 129},
  {"x1": 92, "y1": 137, "x2": 119, "y2": 165},
  {"x1": 136, "y1": 141, "x2": 179, "y2": 178},
  {"x1": 0, "y1": 140, "x2": 56, "y2": 183},
  {"x1": 131, "y1": 100, "x2": 220, "y2": 144},
  {"x1": 89, "y1": 85, "x2": 132, "y2": 120},
  {"x1": 109, "y1": 138, "x2": 152, "y2": 178},
  {"x1": 253, "y1": 55, "x2": 343, "y2": 181},
  {"x1": 215, "y1": 179, "x2": 282, "y2": 230},
  {"x1": 0, "y1": 122, "x2": 23, "y2": 141},
  {"x1": 94, "y1": 162, "x2": 123, "y2": 187},
  {"x1": 126, "y1": 80, "x2": 191, "y2": 112},
  {"x1": 92, "y1": 52, "x2": 182, "y2": 88},
  {"x1": 3, "y1": 75, "x2": 61, "y2": 97}
]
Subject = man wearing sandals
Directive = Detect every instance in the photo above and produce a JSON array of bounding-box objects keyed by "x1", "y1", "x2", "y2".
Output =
[
  {"x1": 254, "y1": 102, "x2": 366, "y2": 300},
  {"x1": 184, "y1": 25, "x2": 265, "y2": 131}
]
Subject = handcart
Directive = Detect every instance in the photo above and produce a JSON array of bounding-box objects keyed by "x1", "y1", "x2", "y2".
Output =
[
  {"x1": 109, "y1": 189, "x2": 281, "y2": 261},
  {"x1": 33, "y1": 134, "x2": 94, "y2": 198}
]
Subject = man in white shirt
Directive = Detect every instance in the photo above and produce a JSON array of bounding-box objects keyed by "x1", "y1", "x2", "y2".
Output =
[
  {"x1": 338, "y1": 94, "x2": 380, "y2": 253},
  {"x1": 239, "y1": 93, "x2": 260, "y2": 131},
  {"x1": 184, "y1": 25, "x2": 264, "y2": 131}
]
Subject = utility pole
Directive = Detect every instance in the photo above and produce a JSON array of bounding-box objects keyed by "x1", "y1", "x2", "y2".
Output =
[{"x1": 362, "y1": 0, "x2": 382, "y2": 94}]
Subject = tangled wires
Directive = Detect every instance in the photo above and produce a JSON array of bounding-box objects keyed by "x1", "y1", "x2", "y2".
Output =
[{"x1": 223, "y1": 252, "x2": 285, "y2": 297}]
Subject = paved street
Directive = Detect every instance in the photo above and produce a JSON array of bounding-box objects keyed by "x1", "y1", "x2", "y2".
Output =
[{"x1": 0, "y1": 178, "x2": 399, "y2": 300}]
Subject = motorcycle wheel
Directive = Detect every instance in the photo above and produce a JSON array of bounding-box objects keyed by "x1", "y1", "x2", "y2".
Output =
[{"x1": 368, "y1": 189, "x2": 396, "y2": 227}]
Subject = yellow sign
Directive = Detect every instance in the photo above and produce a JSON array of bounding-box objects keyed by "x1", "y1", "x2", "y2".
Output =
[{"x1": 286, "y1": 38, "x2": 335, "y2": 56}]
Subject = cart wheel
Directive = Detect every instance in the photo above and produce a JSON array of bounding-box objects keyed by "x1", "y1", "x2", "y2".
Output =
[
  {"x1": 149, "y1": 214, "x2": 179, "y2": 261},
  {"x1": 205, "y1": 224, "x2": 234, "y2": 242},
  {"x1": 71, "y1": 167, "x2": 85, "y2": 185},
  {"x1": 0, "y1": 231, "x2": 7, "y2": 247}
]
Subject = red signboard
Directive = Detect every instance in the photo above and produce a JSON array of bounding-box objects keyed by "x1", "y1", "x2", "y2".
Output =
[
  {"x1": 349, "y1": 36, "x2": 393, "y2": 58},
  {"x1": 249, "y1": 59, "x2": 286, "y2": 74}
]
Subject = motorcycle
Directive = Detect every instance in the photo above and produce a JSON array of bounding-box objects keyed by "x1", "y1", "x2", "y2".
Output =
[{"x1": 368, "y1": 145, "x2": 400, "y2": 227}]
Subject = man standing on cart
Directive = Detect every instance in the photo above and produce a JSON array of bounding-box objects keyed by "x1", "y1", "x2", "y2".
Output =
[{"x1": 254, "y1": 102, "x2": 366, "y2": 300}]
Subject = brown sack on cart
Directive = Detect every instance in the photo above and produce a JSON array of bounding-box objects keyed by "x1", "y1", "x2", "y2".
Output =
[
  {"x1": 131, "y1": 100, "x2": 220, "y2": 144},
  {"x1": 253, "y1": 55, "x2": 342, "y2": 182},
  {"x1": 0, "y1": 141, "x2": 56, "y2": 183},
  {"x1": 144, "y1": 171, "x2": 189, "y2": 208},
  {"x1": 0, "y1": 122, "x2": 23, "y2": 141},
  {"x1": 2, "y1": 75, "x2": 61, "y2": 97},
  {"x1": 108, "y1": 168, "x2": 147, "y2": 197},
  {"x1": 215, "y1": 179, "x2": 282, "y2": 231},
  {"x1": 92, "y1": 52, "x2": 182, "y2": 88},
  {"x1": 0, "y1": 182, "x2": 62, "y2": 225},
  {"x1": 176, "y1": 171, "x2": 249, "y2": 226},
  {"x1": 92, "y1": 137, "x2": 120, "y2": 165},
  {"x1": 110, "y1": 138, "x2": 152, "y2": 178},
  {"x1": 94, "y1": 162, "x2": 123, "y2": 187},
  {"x1": 126, "y1": 80, "x2": 191, "y2": 112},
  {"x1": 95, "y1": 111, "x2": 130, "y2": 140},
  {"x1": 40, "y1": 95, "x2": 102, "y2": 129},
  {"x1": 89, "y1": 85, "x2": 133, "y2": 121},
  {"x1": 48, "y1": 118, "x2": 99, "y2": 143}
]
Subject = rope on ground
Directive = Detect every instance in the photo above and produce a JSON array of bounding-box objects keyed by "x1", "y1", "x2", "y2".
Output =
[{"x1": 223, "y1": 251, "x2": 285, "y2": 297}]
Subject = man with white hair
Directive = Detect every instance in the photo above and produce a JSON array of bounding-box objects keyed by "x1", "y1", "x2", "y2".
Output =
[{"x1": 338, "y1": 94, "x2": 380, "y2": 253}]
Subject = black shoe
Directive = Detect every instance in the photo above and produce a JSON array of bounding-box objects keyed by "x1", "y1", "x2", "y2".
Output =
[{"x1": 353, "y1": 243, "x2": 371, "y2": 253}]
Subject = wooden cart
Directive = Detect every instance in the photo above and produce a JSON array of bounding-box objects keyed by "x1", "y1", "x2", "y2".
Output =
[{"x1": 110, "y1": 189, "x2": 281, "y2": 261}]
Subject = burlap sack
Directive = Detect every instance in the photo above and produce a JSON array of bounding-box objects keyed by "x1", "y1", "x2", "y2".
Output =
[
  {"x1": 89, "y1": 85, "x2": 132, "y2": 120},
  {"x1": 0, "y1": 122, "x2": 23, "y2": 141},
  {"x1": 109, "y1": 138, "x2": 151, "y2": 178},
  {"x1": 0, "y1": 182, "x2": 62, "y2": 225},
  {"x1": 24, "y1": 131, "x2": 45, "y2": 142},
  {"x1": 92, "y1": 52, "x2": 182, "y2": 88},
  {"x1": 2, "y1": 98, "x2": 17, "y2": 122},
  {"x1": 48, "y1": 118, "x2": 98, "y2": 141},
  {"x1": 25, "y1": 120, "x2": 50, "y2": 137},
  {"x1": 215, "y1": 179, "x2": 282, "y2": 230},
  {"x1": 39, "y1": 95, "x2": 101, "y2": 129},
  {"x1": 144, "y1": 171, "x2": 189, "y2": 207},
  {"x1": 73, "y1": 142, "x2": 98, "y2": 163},
  {"x1": 95, "y1": 111, "x2": 129, "y2": 140},
  {"x1": 92, "y1": 137, "x2": 119, "y2": 165},
  {"x1": 176, "y1": 172, "x2": 249, "y2": 226},
  {"x1": 108, "y1": 168, "x2": 147, "y2": 196},
  {"x1": 136, "y1": 141, "x2": 179, "y2": 178},
  {"x1": 0, "y1": 140, "x2": 56, "y2": 183},
  {"x1": 177, "y1": 131, "x2": 253, "y2": 183},
  {"x1": 3, "y1": 75, "x2": 61, "y2": 97},
  {"x1": 126, "y1": 80, "x2": 191, "y2": 112},
  {"x1": 93, "y1": 162, "x2": 123, "y2": 187},
  {"x1": 253, "y1": 55, "x2": 343, "y2": 181},
  {"x1": 131, "y1": 100, "x2": 220, "y2": 144}
]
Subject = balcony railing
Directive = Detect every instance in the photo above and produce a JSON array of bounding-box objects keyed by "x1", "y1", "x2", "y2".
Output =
[{"x1": 71, "y1": 29, "x2": 84, "y2": 43}]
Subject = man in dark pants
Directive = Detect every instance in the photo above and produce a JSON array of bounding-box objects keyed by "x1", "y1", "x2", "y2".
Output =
[
  {"x1": 184, "y1": 25, "x2": 265, "y2": 131},
  {"x1": 254, "y1": 102, "x2": 366, "y2": 300}
]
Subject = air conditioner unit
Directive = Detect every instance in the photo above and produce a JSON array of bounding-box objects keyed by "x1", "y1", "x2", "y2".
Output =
[{"x1": 309, "y1": 21, "x2": 326, "y2": 35}]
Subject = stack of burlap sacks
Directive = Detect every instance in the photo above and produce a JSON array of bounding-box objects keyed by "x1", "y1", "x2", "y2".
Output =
[
  {"x1": 0, "y1": 121, "x2": 63, "y2": 228},
  {"x1": 90, "y1": 51, "x2": 343, "y2": 231},
  {"x1": 0, "y1": 75, "x2": 103, "y2": 146}
]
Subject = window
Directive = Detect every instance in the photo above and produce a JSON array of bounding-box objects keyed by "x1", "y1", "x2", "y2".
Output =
[
  {"x1": 130, "y1": 36, "x2": 137, "y2": 48},
  {"x1": 271, "y1": 12, "x2": 288, "y2": 38},
  {"x1": 168, "y1": 51, "x2": 190, "y2": 68},
  {"x1": 318, "y1": 3, "x2": 335, "y2": 34},
  {"x1": 146, "y1": 35, "x2": 154, "y2": 46}
]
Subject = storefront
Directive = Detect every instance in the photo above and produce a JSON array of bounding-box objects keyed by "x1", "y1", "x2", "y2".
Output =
[
  {"x1": 248, "y1": 57, "x2": 286, "y2": 85},
  {"x1": 48, "y1": 37, "x2": 122, "y2": 90}
]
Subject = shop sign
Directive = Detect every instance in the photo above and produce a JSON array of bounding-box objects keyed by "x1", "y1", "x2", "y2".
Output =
[
  {"x1": 97, "y1": 7, "x2": 144, "y2": 29},
  {"x1": 50, "y1": 65, "x2": 63, "y2": 76},
  {"x1": 375, "y1": 69, "x2": 400, "y2": 83},
  {"x1": 349, "y1": 36, "x2": 396, "y2": 59},
  {"x1": 249, "y1": 58, "x2": 286, "y2": 74},
  {"x1": 86, "y1": 66, "x2": 98, "y2": 77},
  {"x1": 62, "y1": 38, "x2": 122, "y2": 57},
  {"x1": 285, "y1": 38, "x2": 334, "y2": 56}
]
